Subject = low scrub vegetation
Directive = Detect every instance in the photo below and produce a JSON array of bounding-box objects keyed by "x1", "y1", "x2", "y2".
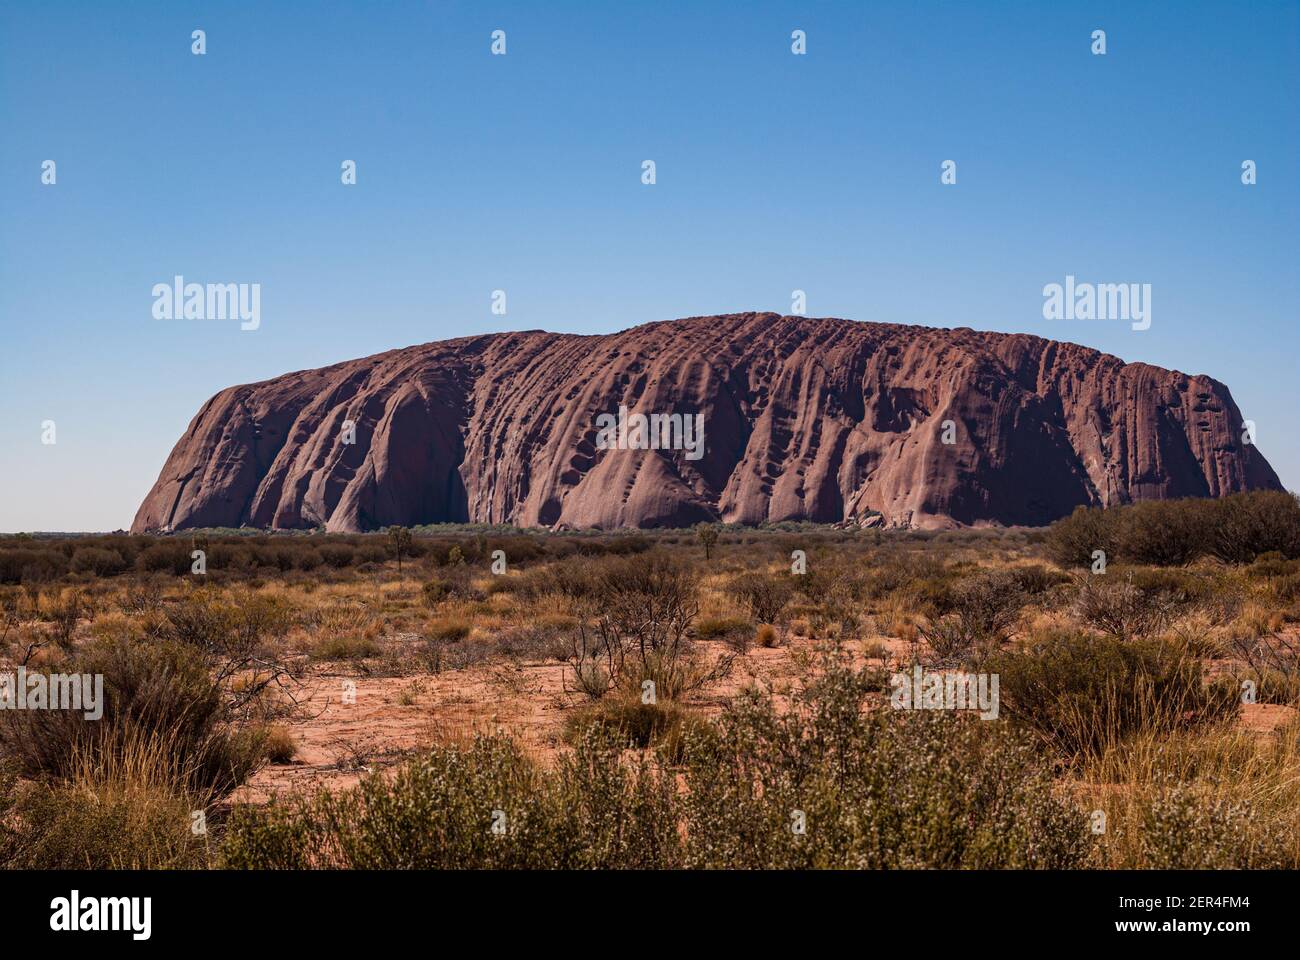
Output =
[
  {"x1": 1047, "y1": 491, "x2": 1300, "y2": 568},
  {"x1": 3, "y1": 492, "x2": 1298, "y2": 870},
  {"x1": 223, "y1": 658, "x2": 1091, "y2": 869}
]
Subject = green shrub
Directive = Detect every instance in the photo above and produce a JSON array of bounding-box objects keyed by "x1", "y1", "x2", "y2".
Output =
[
  {"x1": 1046, "y1": 506, "x2": 1120, "y2": 568},
  {"x1": 1119, "y1": 499, "x2": 1208, "y2": 566},
  {"x1": 986, "y1": 633, "x2": 1238, "y2": 763},
  {"x1": 1207, "y1": 491, "x2": 1300, "y2": 564},
  {"x1": 675, "y1": 658, "x2": 1089, "y2": 868},
  {"x1": 223, "y1": 735, "x2": 620, "y2": 869}
]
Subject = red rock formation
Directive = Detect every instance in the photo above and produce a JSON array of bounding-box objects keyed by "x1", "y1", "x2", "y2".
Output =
[{"x1": 131, "y1": 313, "x2": 1281, "y2": 532}]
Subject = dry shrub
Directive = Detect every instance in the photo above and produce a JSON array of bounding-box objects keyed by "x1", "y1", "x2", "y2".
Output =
[
  {"x1": 1073, "y1": 574, "x2": 1175, "y2": 640},
  {"x1": 312, "y1": 633, "x2": 380, "y2": 661},
  {"x1": 426, "y1": 615, "x2": 472, "y2": 643},
  {"x1": 916, "y1": 615, "x2": 974, "y2": 664},
  {"x1": 563, "y1": 554, "x2": 731, "y2": 701},
  {"x1": 726, "y1": 571, "x2": 794, "y2": 624},
  {"x1": 263, "y1": 726, "x2": 298, "y2": 764},
  {"x1": 873, "y1": 600, "x2": 918, "y2": 643},
  {"x1": 696, "y1": 615, "x2": 753, "y2": 641},
  {"x1": 563, "y1": 695, "x2": 688, "y2": 750}
]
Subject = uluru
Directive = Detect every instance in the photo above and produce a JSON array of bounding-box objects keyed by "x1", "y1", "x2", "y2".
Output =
[{"x1": 131, "y1": 313, "x2": 1282, "y2": 533}]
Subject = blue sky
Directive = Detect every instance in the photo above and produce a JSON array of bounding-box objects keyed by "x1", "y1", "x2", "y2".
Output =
[{"x1": 1, "y1": 0, "x2": 1296, "y2": 531}]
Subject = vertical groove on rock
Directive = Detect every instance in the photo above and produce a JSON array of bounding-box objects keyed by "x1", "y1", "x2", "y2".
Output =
[{"x1": 131, "y1": 314, "x2": 1283, "y2": 532}]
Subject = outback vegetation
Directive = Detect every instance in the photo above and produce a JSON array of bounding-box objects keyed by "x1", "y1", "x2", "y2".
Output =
[{"x1": 2, "y1": 490, "x2": 1300, "y2": 869}]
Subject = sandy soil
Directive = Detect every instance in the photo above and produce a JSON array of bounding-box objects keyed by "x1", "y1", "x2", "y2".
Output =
[{"x1": 237, "y1": 633, "x2": 896, "y2": 801}]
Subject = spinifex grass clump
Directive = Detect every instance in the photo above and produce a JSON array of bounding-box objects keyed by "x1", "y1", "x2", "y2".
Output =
[
  {"x1": 0, "y1": 628, "x2": 269, "y2": 869},
  {"x1": 0, "y1": 634, "x2": 265, "y2": 798},
  {"x1": 222, "y1": 656, "x2": 1092, "y2": 869},
  {"x1": 0, "y1": 726, "x2": 213, "y2": 869},
  {"x1": 1079, "y1": 723, "x2": 1300, "y2": 868}
]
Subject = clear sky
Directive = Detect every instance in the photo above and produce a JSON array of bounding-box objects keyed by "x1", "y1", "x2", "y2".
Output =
[{"x1": 1, "y1": 0, "x2": 1296, "y2": 532}]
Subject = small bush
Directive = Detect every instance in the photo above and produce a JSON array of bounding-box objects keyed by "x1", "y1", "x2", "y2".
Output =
[
  {"x1": 70, "y1": 547, "x2": 127, "y2": 577},
  {"x1": 0, "y1": 549, "x2": 69, "y2": 584},
  {"x1": 1073, "y1": 574, "x2": 1175, "y2": 640},
  {"x1": 319, "y1": 544, "x2": 357, "y2": 568},
  {"x1": 1138, "y1": 783, "x2": 1290, "y2": 869},
  {"x1": 695, "y1": 616, "x2": 752, "y2": 641},
  {"x1": 1119, "y1": 500, "x2": 1208, "y2": 566},
  {"x1": 0, "y1": 745, "x2": 211, "y2": 869},
  {"x1": 426, "y1": 616, "x2": 472, "y2": 643},
  {"x1": 676, "y1": 656, "x2": 1091, "y2": 868},
  {"x1": 987, "y1": 633, "x2": 1238, "y2": 763},
  {"x1": 917, "y1": 615, "x2": 974, "y2": 664},
  {"x1": 1049, "y1": 492, "x2": 1300, "y2": 570},
  {"x1": 421, "y1": 568, "x2": 478, "y2": 606},
  {"x1": 1207, "y1": 491, "x2": 1300, "y2": 564},
  {"x1": 263, "y1": 726, "x2": 298, "y2": 764},
  {"x1": 136, "y1": 543, "x2": 192, "y2": 576},
  {"x1": 312, "y1": 633, "x2": 380, "y2": 660},
  {"x1": 563, "y1": 696, "x2": 687, "y2": 749},
  {"x1": 0, "y1": 634, "x2": 265, "y2": 801},
  {"x1": 1046, "y1": 506, "x2": 1120, "y2": 568},
  {"x1": 948, "y1": 570, "x2": 1026, "y2": 642},
  {"x1": 726, "y1": 572, "x2": 794, "y2": 623}
]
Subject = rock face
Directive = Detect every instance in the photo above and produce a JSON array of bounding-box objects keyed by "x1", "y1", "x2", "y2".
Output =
[{"x1": 132, "y1": 313, "x2": 1282, "y2": 533}]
